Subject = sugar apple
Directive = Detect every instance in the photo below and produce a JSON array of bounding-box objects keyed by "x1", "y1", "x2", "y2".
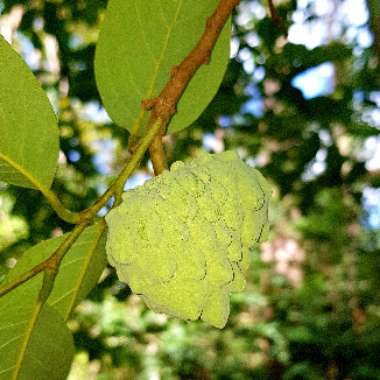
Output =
[{"x1": 105, "y1": 151, "x2": 271, "y2": 328}]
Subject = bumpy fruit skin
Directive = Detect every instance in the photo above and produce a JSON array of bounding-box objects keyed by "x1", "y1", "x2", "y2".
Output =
[{"x1": 105, "y1": 151, "x2": 271, "y2": 328}]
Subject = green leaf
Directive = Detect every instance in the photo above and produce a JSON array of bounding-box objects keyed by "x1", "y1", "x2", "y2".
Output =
[
  {"x1": 95, "y1": 0, "x2": 230, "y2": 135},
  {"x1": 0, "y1": 276, "x2": 75, "y2": 380},
  {"x1": 0, "y1": 35, "x2": 59, "y2": 190},
  {"x1": 5, "y1": 222, "x2": 107, "y2": 320}
]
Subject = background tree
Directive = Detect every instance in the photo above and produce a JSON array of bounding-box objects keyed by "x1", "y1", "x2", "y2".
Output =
[{"x1": 0, "y1": 0, "x2": 379, "y2": 379}]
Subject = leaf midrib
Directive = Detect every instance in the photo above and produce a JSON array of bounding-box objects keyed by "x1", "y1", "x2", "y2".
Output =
[
  {"x1": 0, "y1": 151, "x2": 50, "y2": 192},
  {"x1": 61, "y1": 222, "x2": 106, "y2": 320},
  {"x1": 131, "y1": 0, "x2": 184, "y2": 135},
  {"x1": 12, "y1": 279, "x2": 44, "y2": 380}
]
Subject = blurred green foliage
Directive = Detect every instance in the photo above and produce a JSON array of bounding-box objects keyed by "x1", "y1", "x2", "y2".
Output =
[{"x1": 0, "y1": 0, "x2": 379, "y2": 379}]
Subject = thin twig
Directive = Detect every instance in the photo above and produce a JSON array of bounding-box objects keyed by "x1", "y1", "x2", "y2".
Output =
[
  {"x1": 267, "y1": 0, "x2": 288, "y2": 38},
  {"x1": 145, "y1": 0, "x2": 240, "y2": 174},
  {"x1": 145, "y1": 0, "x2": 241, "y2": 132},
  {"x1": 82, "y1": 119, "x2": 163, "y2": 213},
  {"x1": 0, "y1": 0, "x2": 241, "y2": 302},
  {"x1": 149, "y1": 134, "x2": 167, "y2": 175},
  {"x1": 0, "y1": 222, "x2": 88, "y2": 298},
  {"x1": 0, "y1": 121, "x2": 162, "y2": 299},
  {"x1": 42, "y1": 188, "x2": 82, "y2": 224},
  {"x1": 0, "y1": 152, "x2": 81, "y2": 224}
]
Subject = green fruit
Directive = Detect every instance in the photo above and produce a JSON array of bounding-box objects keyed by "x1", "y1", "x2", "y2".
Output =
[{"x1": 105, "y1": 151, "x2": 271, "y2": 328}]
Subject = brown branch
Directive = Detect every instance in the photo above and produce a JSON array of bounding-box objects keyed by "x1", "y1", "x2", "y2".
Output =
[
  {"x1": 149, "y1": 134, "x2": 167, "y2": 175},
  {"x1": 146, "y1": 0, "x2": 240, "y2": 142},
  {"x1": 0, "y1": 1, "x2": 241, "y2": 300},
  {"x1": 267, "y1": 0, "x2": 288, "y2": 38}
]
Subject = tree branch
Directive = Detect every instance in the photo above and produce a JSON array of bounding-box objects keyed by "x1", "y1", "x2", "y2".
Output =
[
  {"x1": 0, "y1": 0, "x2": 241, "y2": 303},
  {"x1": 0, "y1": 121, "x2": 162, "y2": 299},
  {"x1": 41, "y1": 188, "x2": 81, "y2": 224},
  {"x1": 0, "y1": 151, "x2": 81, "y2": 224},
  {"x1": 149, "y1": 134, "x2": 167, "y2": 175},
  {"x1": 145, "y1": 0, "x2": 240, "y2": 134},
  {"x1": 267, "y1": 0, "x2": 288, "y2": 38},
  {"x1": 143, "y1": 0, "x2": 240, "y2": 174},
  {"x1": 0, "y1": 222, "x2": 88, "y2": 298},
  {"x1": 81, "y1": 119, "x2": 163, "y2": 214}
]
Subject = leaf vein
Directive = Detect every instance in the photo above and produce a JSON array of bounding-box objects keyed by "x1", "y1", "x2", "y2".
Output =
[{"x1": 0, "y1": 334, "x2": 21, "y2": 350}]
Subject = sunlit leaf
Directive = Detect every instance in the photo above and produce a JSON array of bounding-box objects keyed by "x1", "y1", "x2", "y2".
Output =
[
  {"x1": 0, "y1": 35, "x2": 59, "y2": 190},
  {"x1": 0, "y1": 276, "x2": 74, "y2": 380},
  {"x1": 5, "y1": 222, "x2": 107, "y2": 320},
  {"x1": 95, "y1": 0, "x2": 230, "y2": 135}
]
